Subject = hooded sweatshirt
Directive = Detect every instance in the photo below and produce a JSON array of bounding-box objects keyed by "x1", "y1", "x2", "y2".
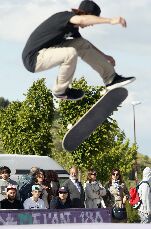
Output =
[{"x1": 138, "y1": 167, "x2": 151, "y2": 214}]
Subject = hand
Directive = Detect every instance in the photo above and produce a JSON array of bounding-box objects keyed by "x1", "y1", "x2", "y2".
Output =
[
  {"x1": 110, "y1": 17, "x2": 127, "y2": 27},
  {"x1": 123, "y1": 196, "x2": 127, "y2": 204},
  {"x1": 105, "y1": 55, "x2": 116, "y2": 66},
  {"x1": 42, "y1": 185, "x2": 48, "y2": 190}
]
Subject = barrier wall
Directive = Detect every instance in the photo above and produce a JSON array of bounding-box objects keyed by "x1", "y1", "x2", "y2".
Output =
[
  {"x1": 1, "y1": 223, "x2": 151, "y2": 229},
  {"x1": 0, "y1": 208, "x2": 112, "y2": 225}
]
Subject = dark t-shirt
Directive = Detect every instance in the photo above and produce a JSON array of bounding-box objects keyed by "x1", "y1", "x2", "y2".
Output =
[
  {"x1": 50, "y1": 196, "x2": 72, "y2": 209},
  {"x1": 22, "y1": 11, "x2": 81, "y2": 73},
  {"x1": 0, "y1": 199, "x2": 24, "y2": 209}
]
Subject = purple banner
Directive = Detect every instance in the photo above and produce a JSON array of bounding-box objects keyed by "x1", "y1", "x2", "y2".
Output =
[{"x1": 0, "y1": 208, "x2": 112, "y2": 225}]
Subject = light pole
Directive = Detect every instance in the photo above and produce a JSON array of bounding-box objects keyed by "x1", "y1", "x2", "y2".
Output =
[
  {"x1": 131, "y1": 101, "x2": 141, "y2": 144},
  {"x1": 131, "y1": 101, "x2": 141, "y2": 183}
]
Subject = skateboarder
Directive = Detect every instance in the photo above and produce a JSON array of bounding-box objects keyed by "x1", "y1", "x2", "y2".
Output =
[{"x1": 22, "y1": 0, "x2": 135, "y2": 101}]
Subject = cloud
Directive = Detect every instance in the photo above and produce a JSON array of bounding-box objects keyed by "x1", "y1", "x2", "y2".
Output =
[
  {"x1": 1, "y1": 0, "x2": 151, "y2": 57},
  {"x1": 0, "y1": 0, "x2": 74, "y2": 42}
]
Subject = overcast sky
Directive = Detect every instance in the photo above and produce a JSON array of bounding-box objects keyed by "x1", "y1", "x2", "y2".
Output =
[{"x1": 0, "y1": 0, "x2": 151, "y2": 156}]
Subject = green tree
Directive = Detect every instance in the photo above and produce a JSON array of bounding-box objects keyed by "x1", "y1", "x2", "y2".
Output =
[
  {"x1": 0, "y1": 79, "x2": 54, "y2": 156},
  {"x1": 57, "y1": 77, "x2": 137, "y2": 182},
  {"x1": 0, "y1": 97, "x2": 10, "y2": 109}
]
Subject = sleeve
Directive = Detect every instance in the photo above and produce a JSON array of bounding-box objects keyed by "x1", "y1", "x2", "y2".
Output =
[
  {"x1": 72, "y1": 28, "x2": 81, "y2": 38},
  {"x1": 50, "y1": 197, "x2": 58, "y2": 209},
  {"x1": 139, "y1": 183, "x2": 150, "y2": 214},
  {"x1": 60, "y1": 11, "x2": 81, "y2": 38},
  {"x1": 123, "y1": 183, "x2": 130, "y2": 198},
  {"x1": 41, "y1": 199, "x2": 47, "y2": 209},
  {"x1": 20, "y1": 202, "x2": 24, "y2": 209},
  {"x1": 42, "y1": 189, "x2": 49, "y2": 208},
  {"x1": 99, "y1": 183, "x2": 106, "y2": 196},
  {"x1": 62, "y1": 180, "x2": 68, "y2": 189},
  {"x1": 85, "y1": 183, "x2": 100, "y2": 199},
  {"x1": 23, "y1": 199, "x2": 29, "y2": 209}
]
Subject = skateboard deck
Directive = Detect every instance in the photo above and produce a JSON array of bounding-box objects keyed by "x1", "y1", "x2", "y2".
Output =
[{"x1": 62, "y1": 87, "x2": 128, "y2": 152}]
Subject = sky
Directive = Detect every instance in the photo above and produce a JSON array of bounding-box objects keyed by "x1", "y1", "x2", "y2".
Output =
[{"x1": 0, "y1": 0, "x2": 151, "y2": 156}]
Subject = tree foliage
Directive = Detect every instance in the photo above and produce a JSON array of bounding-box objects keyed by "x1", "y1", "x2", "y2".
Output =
[
  {"x1": 57, "y1": 77, "x2": 137, "y2": 182},
  {"x1": 0, "y1": 97, "x2": 10, "y2": 109},
  {"x1": 0, "y1": 79, "x2": 54, "y2": 156}
]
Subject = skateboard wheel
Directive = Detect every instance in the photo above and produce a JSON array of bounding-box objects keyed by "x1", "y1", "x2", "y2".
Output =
[{"x1": 67, "y1": 124, "x2": 73, "y2": 130}]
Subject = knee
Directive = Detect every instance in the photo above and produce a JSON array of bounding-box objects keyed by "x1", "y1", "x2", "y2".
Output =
[
  {"x1": 66, "y1": 47, "x2": 78, "y2": 62},
  {"x1": 74, "y1": 37, "x2": 92, "y2": 50}
]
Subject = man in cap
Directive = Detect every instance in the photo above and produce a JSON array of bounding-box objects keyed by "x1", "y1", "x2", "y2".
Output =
[
  {"x1": 22, "y1": 0, "x2": 135, "y2": 101},
  {"x1": 0, "y1": 166, "x2": 19, "y2": 201},
  {"x1": 23, "y1": 184, "x2": 46, "y2": 209},
  {"x1": 50, "y1": 186, "x2": 71, "y2": 209},
  {"x1": 0, "y1": 185, "x2": 23, "y2": 209}
]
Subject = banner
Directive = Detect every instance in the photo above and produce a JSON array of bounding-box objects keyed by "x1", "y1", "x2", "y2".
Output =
[{"x1": 0, "y1": 208, "x2": 112, "y2": 225}]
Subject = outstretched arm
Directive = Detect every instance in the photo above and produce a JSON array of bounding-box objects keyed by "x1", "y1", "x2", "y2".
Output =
[{"x1": 70, "y1": 15, "x2": 127, "y2": 28}]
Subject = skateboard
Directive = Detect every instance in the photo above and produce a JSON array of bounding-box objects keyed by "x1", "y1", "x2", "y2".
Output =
[{"x1": 62, "y1": 87, "x2": 128, "y2": 152}]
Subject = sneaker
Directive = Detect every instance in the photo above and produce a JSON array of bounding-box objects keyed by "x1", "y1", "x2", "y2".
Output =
[
  {"x1": 106, "y1": 73, "x2": 136, "y2": 90},
  {"x1": 54, "y1": 88, "x2": 85, "y2": 101}
]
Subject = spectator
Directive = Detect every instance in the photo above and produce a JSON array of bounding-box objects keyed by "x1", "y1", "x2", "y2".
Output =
[
  {"x1": 45, "y1": 170, "x2": 60, "y2": 197},
  {"x1": 85, "y1": 168, "x2": 106, "y2": 208},
  {"x1": 0, "y1": 166, "x2": 18, "y2": 201},
  {"x1": 19, "y1": 166, "x2": 40, "y2": 203},
  {"x1": 33, "y1": 169, "x2": 51, "y2": 208},
  {"x1": 19, "y1": 166, "x2": 40, "y2": 188},
  {"x1": 62, "y1": 166, "x2": 85, "y2": 208},
  {"x1": 0, "y1": 185, "x2": 23, "y2": 209},
  {"x1": 138, "y1": 167, "x2": 151, "y2": 223},
  {"x1": 104, "y1": 168, "x2": 129, "y2": 208},
  {"x1": 50, "y1": 186, "x2": 71, "y2": 209},
  {"x1": 23, "y1": 185, "x2": 46, "y2": 209}
]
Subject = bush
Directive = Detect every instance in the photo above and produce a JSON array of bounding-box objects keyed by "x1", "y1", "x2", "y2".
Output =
[{"x1": 126, "y1": 201, "x2": 140, "y2": 223}]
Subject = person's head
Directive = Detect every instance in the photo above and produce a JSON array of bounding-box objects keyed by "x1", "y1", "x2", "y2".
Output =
[
  {"x1": 31, "y1": 185, "x2": 42, "y2": 199},
  {"x1": 111, "y1": 168, "x2": 122, "y2": 182},
  {"x1": 34, "y1": 169, "x2": 45, "y2": 184},
  {"x1": 70, "y1": 166, "x2": 78, "y2": 180},
  {"x1": 142, "y1": 167, "x2": 151, "y2": 183},
  {"x1": 6, "y1": 185, "x2": 17, "y2": 201},
  {"x1": 45, "y1": 170, "x2": 59, "y2": 183},
  {"x1": 72, "y1": 0, "x2": 101, "y2": 16},
  {"x1": 58, "y1": 187, "x2": 68, "y2": 202},
  {"x1": 87, "y1": 168, "x2": 97, "y2": 182},
  {"x1": 30, "y1": 166, "x2": 40, "y2": 176},
  {"x1": 0, "y1": 166, "x2": 11, "y2": 180}
]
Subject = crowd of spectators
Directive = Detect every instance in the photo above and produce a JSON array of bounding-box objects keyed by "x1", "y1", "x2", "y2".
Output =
[
  {"x1": 0, "y1": 165, "x2": 150, "y2": 223},
  {"x1": 0, "y1": 165, "x2": 129, "y2": 210}
]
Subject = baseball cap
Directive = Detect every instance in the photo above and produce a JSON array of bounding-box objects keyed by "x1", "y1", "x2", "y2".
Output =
[
  {"x1": 58, "y1": 186, "x2": 68, "y2": 193},
  {"x1": 32, "y1": 185, "x2": 42, "y2": 192},
  {"x1": 6, "y1": 185, "x2": 17, "y2": 191},
  {"x1": 72, "y1": 0, "x2": 101, "y2": 16}
]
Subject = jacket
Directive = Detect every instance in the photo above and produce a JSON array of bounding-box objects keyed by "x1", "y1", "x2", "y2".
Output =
[
  {"x1": 138, "y1": 167, "x2": 151, "y2": 214},
  {"x1": 85, "y1": 181, "x2": 106, "y2": 208},
  {"x1": 62, "y1": 179, "x2": 85, "y2": 208}
]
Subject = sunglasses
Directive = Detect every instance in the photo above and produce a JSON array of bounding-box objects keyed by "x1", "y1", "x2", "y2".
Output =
[
  {"x1": 112, "y1": 172, "x2": 119, "y2": 176},
  {"x1": 59, "y1": 192, "x2": 67, "y2": 194},
  {"x1": 91, "y1": 173, "x2": 97, "y2": 176}
]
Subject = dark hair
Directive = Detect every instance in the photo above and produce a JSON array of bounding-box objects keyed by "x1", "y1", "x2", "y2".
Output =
[
  {"x1": 0, "y1": 166, "x2": 11, "y2": 175},
  {"x1": 109, "y1": 168, "x2": 123, "y2": 184},
  {"x1": 33, "y1": 169, "x2": 45, "y2": 183},
  {"x1": 45, "y1": 170, "x2": 59, "y2": 183},
  {"x1": 86, "y1": 168, "x2": 97, "y2": 182}
]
